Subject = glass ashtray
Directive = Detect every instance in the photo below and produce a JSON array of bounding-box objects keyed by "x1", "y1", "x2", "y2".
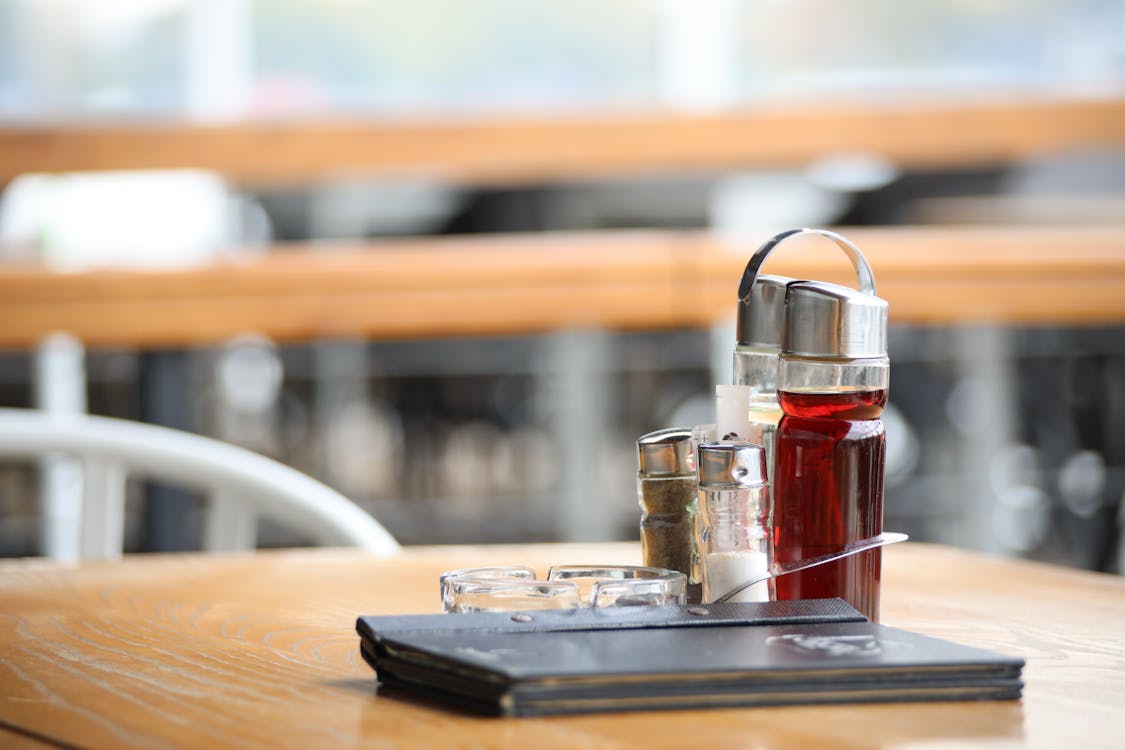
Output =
[{"x1": 440, "y1": 564, "x2": 686, "y2": 613}]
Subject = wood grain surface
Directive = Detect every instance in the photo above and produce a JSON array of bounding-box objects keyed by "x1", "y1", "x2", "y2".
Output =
[
  {"x1": 0, "y1": 726, "x2": 57, "y2": 749},
  {"x1": 2, "y1": 226, "x2": 1124, "y2": 350},
  {"x1": 2, "y1": 98, "x2": 1124, "y2": 186},
  {"x1": 1, "y1": 542, "x2": 1123, "y2": 749}
]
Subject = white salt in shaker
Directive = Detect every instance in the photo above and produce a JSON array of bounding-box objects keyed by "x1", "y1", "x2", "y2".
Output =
[{"x1": 696, "y1": 442, "x2": 772, "y2": 603}]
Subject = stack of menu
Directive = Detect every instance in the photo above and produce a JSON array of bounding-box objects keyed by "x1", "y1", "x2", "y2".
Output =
[{"x1": 356, "y1": 599, "x2": 1022, "y2": 717}]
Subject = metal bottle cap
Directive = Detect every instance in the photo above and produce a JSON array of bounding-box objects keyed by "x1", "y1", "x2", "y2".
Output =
[
  {"x1": 697, "y1": 442, "x2": 767, "y2": 488},
  {"x1": 782, "y1": 280, "x2": 888, "y2": 359},
  {"x1": 637, "y1": 428, "x2": 694, "y2": 477},
  {"x1": 736, "y1": 274, "x2": 792, "y2": 347}
]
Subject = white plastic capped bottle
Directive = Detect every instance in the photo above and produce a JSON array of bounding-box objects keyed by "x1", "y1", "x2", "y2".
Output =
[{"x1": 696, "y1": 442, "x2": 772, "y2": 604}]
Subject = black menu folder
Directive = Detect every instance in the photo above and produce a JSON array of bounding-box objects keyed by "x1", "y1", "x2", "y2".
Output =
[{"x1": 356, "y1": 599, "x2": 1023, "y2": 716}]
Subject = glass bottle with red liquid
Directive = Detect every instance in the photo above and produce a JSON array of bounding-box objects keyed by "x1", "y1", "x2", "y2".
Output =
[{"x1": 772, "y1": 280, "x2": 889, "y2": 621}]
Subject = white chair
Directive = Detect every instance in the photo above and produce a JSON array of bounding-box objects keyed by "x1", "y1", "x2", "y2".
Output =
[{"x1": 0, "y1": 408, "x2": 400, "y2": 560}]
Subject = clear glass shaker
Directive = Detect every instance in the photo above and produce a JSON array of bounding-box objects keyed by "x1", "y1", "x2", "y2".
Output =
[
  {"x1": 637, "y1": 428, "x2": 701, "y2": 603},
  {"x1": 696, "y1": 442, "x2": 772, "y2": 603}
]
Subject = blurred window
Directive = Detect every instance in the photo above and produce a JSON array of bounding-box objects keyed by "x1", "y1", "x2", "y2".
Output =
[
  {"x1": 0, "y1": 0, "x2": 1122, "y2": 120},
  {"x1": 0, "y1": 0, "x2": 189, "y2": 118}
]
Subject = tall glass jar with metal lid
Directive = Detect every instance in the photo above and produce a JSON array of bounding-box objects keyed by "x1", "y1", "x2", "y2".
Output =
[
  {"x1": 772, "y1": 280, "x2": 889, "y2": 621},
  {"x1": 733, "y1": 274, "x2": 791, "y2": 470}
]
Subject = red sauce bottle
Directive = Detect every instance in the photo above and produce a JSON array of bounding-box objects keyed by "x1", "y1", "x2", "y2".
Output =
[{"x1": 771, "y1": 281, "x2": 889, "y2": 621}]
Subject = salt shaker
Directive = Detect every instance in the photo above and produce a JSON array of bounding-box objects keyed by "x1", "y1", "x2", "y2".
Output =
[
  {"x1": 637, "y1": 428, "x2": 701, "y2": 603},
  {"x1": 696, "y1": 442, "x2": 772, "y2": 603}
]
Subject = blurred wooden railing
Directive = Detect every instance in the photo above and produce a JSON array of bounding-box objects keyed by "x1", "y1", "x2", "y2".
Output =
[
  {"x1": 2, "y1": 99, "x2": 1124, "y2": 186},
  {"x1": 2, "y1": 226, "x2": 1123, "y2": 349}
]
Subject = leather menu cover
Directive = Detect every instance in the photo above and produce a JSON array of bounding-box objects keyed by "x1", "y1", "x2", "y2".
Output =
[{"x1": 356, "y1": 600, "x2": 1023, "y2": 716}]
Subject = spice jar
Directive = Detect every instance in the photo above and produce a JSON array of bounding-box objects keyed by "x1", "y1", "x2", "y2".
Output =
[
  {"x1": 637, "y1": 428, "x2": 701, "y2": 603},
  {"x1": 696, "y1": 442, "x2": 772, "y2": 603}
]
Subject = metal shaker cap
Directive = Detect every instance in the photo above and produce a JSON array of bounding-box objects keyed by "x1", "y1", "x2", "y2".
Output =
[
  {"x1": 736, "y1": 274, "x2": 792, "y2": 348},
  {"x1": 697, "y1": 442, "x2": 767, "y2": 488},
  {"x1": 783, "y1": 280, "x2": 888, "y2": 359},
  {"x1": 637, "y1": 428, "x2": 694, "y2": 477}
]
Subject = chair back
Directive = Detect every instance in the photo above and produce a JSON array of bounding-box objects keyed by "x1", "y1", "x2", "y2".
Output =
[{"x1": 0, "y1": 408, "x2": 400, "y2": 559}]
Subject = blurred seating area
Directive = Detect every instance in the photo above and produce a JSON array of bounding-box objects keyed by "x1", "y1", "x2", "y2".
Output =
[{"x1": 1, "y1": 0, "x2": 1124, "y2": 576}]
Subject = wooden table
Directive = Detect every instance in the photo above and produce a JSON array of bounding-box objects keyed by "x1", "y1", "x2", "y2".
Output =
[
  {"x1": 2, "y1": 98, "x2": 1124, "y2": 187},
  {"x1": 1, "y1": 543, "x2": 1123, "y2": 749},
  {"x1": 3, "y1": 227, "x2": 1125, "y2": 350}
]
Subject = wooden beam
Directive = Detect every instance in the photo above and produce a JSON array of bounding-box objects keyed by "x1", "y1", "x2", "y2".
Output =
[
  {"x1": 1, "y1": 227, "x2": 1123, "y2": 349},
  {"x1": 2, "y1": 98, "x2": 1124, "y2": 187}
]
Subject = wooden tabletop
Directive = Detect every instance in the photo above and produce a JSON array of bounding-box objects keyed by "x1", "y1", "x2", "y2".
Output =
[
  {"x1": 1, "y1": 542, "x2": 1123, "y2": 749},
  {"x1": 2, "y1": 226, "x2": 1125, "y2": 350},
  {"x1": 2, "y1": 98, "x2": 1124, "y2": 186}
]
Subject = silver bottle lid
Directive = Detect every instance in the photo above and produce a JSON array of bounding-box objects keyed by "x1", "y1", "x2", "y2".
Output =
[
  {"x1": 697, "y1": 442, "x2": 767, "y2": 488},
  {"x1": 637, "y1": 428, "x2": 694, "y2": 477},
  {"x1": 736, "y1": 274, "x2": 792, "y2": 348},
  {"x1": 783, "y1": 280, "x2": 888, "y2": 359}
]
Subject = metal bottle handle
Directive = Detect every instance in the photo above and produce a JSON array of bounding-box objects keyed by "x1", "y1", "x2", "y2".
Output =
[{"x1": 737, "y1": 228, "x2": 877, "y2": 302}]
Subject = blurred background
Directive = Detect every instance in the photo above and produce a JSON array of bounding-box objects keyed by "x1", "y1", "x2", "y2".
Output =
[{"x1": 1, "y1": 0, "x2": 1124, "y2": 573}]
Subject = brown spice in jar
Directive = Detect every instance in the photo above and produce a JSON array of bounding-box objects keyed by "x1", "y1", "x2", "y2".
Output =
[{"x1": 638, "y1": 475, "x2": 698, "y2": 587}]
